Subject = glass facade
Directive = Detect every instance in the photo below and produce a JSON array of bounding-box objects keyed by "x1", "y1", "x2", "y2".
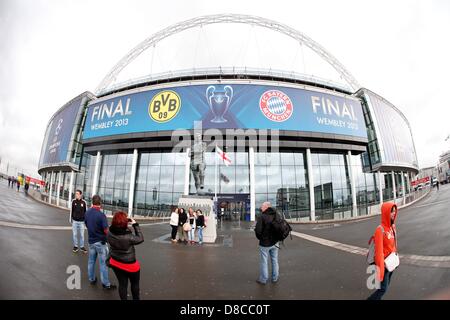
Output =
[
  {"x1": 133, "y1": 151, "x2": 185, "y2": 217},
  {"x1": 40, "y1": 149, "x2": 419, "y2": 222}
]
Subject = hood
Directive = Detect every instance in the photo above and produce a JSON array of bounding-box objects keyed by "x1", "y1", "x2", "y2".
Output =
[
  {"x1": 264, "y1": 207, "x2": 277, "y2": 215},
  {"x1": 109, "y1": 225, "x2": 131, "y2": 236},
  {"x1": 381, "y1": 202, "x2": 397, "y2": 228}
]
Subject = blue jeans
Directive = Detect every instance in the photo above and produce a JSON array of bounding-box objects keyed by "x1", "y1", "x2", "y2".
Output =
[
  {"x1": 88, "y1": 242, "x2": 110, "y2": 286},
  {"x1": 367, "y1": 268, "x2": 394, "y2": 300},
  {"x1": 72, "y1": 221, "x2": 85, "y2": 248},
  {"x1": 197, "y1": 227, "x2": 204, "y2": 244},
  {"x1": 258, "y1": 245, "x2": 279, "y2": 283}
]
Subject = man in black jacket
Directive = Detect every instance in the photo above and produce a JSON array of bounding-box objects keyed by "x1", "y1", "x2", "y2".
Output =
[
  {"x1": 254, "y1": 201, "x2": 279, "y2": 285},
  {"x1": 70, "y1": 190, "x2": 87, "y2": 253}
]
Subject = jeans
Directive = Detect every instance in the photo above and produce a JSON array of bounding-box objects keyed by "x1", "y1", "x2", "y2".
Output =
[
  {"x1": 197, "y1": 227, "x2": 204, "y2": 244},
  {"x1": 170, "y1": 225, "x2": 178, "y2": 240},
  {"x1": 258, "y1": 244, "x2": 279, "y2": 283},
  {"x1": 111, "y1": 267, "x2": 140, "y2": 300},
  {"x1": 88, "y1": 241, "x2": 110, "y2": 286},
  {"x1": 72, "y1": 221, "x2": 85, "y2": 248},
  {"x1": 367, "y1": 268, "x2": 394, "y2": 300},
  {"x1": 188, "y1": 228, "x2": 195, "y2": 242}
]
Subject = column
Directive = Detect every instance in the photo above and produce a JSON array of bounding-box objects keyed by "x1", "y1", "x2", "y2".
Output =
[
  {"x1": 306, "y1": 148, "x2": 315, "y2": 221},
  {"x1": 56, "y1": 171, "x2": 62, "y2": 206},
  {"x1": 92, "y1": 151, "x2": 102, "y2": 195},
  {"x1": 406, "y1": 172, "x2": 411, "y2": 195},
  {"x1": 68, "y1": 171, "x2": 75, "y2": 209},
  {"x1": 249, "y1": 146, "x2": 256, "y2": 222},
  {"x1": 391, "y1": 171, "x2": 396, "y2": 202},
  {"x1": 128, "y1": 148, "x2": 138, "y2": 217},
  {"x1": 401, "y1": 171, "x2": 406, "y2": 205},
  {"x1": 183, "y1": 148, "x2": 191, "y2": 195},
  {"x1": 378, "y1": 171, "x2": 383, "y2": 205},
  {"x1": 347, "y1": 151, "x2": 357, "y2": 217},
  {"x1": 48, "y1": 171, "x2": 54, "y2": 204}
]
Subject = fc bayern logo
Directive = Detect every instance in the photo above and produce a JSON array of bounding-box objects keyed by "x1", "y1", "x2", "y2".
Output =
[{"x1": 259, "y1": 90, "x2": 293, "y2": 122}]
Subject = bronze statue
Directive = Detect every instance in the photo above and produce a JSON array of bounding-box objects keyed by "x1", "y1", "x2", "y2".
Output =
[{"x1": 190, "y1": 132, "x2": 207, "y2": 194}]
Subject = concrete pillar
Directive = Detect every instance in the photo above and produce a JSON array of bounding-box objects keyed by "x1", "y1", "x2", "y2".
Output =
[
  {"x1": 249, "y1": 146, "x2": 256, "y2": 222},
  {"x1": 56, "y1": 171, "x2": 62, "y2": 206},
  {"x1": 391, "y1": 171, "x2": 396, "y2": 202},
  {"x1": 378, "y1": 171, "x2": 383, "y2": 205},
  {"x1": 92, "y1": 151, "x2": 102, "y2": 195},
  {"x1": 347, "y1": 151, "x2": 358, "y2": 217},
  {"x1": 306, "y1": 148, "x2": 315, "y2": 221},
  {"x1": 48, "y1": 171, "x2": 54, "y2": 204},
  {"x1": 183, "y1": 148, "x2": 191, "y2": 195},
  {"x1": 68, "y1": 171, "x2": 75, "y2": 209},
  {"x1": 128, "y1": 149, "x2": 138, "y2": 217}
]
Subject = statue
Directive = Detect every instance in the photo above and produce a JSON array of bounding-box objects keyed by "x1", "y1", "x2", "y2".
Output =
[{"x1": 190, "y1": 132, "x2": 207, "y2": 194}]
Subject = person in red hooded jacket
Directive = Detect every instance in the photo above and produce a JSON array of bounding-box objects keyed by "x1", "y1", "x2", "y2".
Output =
[{"x1": 368, "y1": 202, "x2": 398, "y2": 300}]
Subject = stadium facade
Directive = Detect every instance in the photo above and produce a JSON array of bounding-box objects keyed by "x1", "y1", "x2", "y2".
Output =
[{"x1": 37, "y1": 15, "x2": 419, "y2": 222}]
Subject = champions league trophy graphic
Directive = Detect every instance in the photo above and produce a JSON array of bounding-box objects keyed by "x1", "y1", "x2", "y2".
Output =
[
  {"x1": 190, "y1": 132, "x2": 207, "y2": 195},
  {"x1": 206, "y1": 85, "x2": 233, "y2": 123}
]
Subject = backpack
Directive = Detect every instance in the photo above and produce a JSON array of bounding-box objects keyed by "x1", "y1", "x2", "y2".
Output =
[
  {"x1": 271, "y1": 212, "x2": 292, "y2": 242},
  {"x1": 367, "y1": 226, "x2": 385, "y2": 265}
]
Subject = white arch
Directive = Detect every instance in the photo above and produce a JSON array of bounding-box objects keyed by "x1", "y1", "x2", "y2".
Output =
[{"x1": 96, "y1": 13, "x2": 360, "y2": 94}]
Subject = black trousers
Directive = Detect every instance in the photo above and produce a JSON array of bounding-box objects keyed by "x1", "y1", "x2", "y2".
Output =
[
  {"x1": 171, "y1": 225, "x2": 178, "y2": 240},
  {"x1": 111, "y1": 266, "x2": 140, "y2": 300}
]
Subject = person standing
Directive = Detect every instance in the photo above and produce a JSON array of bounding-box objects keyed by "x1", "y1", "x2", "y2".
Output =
[
  {"x1": 7, "y1": 176, "x2": 11, "y2": 188},
  {"x1": 187, "y1": 207, "x2": 197, "y2": 245},
  {"x1": 367, "y1": 202, "x2": 399, "y2": 300},
  {"x1": 254, "y1": 201, "x2": 279, "y2": 285},
  {"x1": 16, "y1": 177, "x2": 20, "y2": 192},
  {"x1": 70, "y1": 190, "x2": 87, "y2": 253},
  {"x1": 84, "y1": 195, "x2": 116, "y2": 290},
  {"x1": 24, "y1": 182, "x2": 29, "y2": 196},
  {"x1": 169, "y1": 206, "x2": 179, "y2": 243},
  {"x1": 107, "y1": 211, "x2": 144, "y2": 300},
  {"x1": 178, "y1": 207, "x2": 188, "y2": 244},
  {"x1": 195, "y1": 209, "x2": 206, "y2": 245}
]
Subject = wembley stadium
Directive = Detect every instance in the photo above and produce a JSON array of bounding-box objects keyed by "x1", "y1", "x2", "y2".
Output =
[{"x1": 37, "y1": 14, "x2": 420, "y2": 222}]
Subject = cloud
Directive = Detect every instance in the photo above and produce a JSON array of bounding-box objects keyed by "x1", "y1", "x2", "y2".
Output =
[{"x1": 1, "y1": 0, "x2": 449, "y2": 177}]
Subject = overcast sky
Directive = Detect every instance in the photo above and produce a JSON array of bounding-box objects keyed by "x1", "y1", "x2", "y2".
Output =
[{"x1": 1, "y1": 0, "x2": 449, "y2": 177}]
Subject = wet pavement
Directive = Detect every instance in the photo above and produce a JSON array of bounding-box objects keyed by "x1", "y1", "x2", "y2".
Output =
[{"x1": 1, "y1": 179, "x2": 450, "y2": 299}]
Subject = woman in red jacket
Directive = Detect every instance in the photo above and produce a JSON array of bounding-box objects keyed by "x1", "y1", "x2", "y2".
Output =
[{"x1": 368, "y1": 202, "x2": 398, "y2": 300}]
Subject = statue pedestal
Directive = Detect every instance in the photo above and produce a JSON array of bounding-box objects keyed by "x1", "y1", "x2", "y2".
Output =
[{"x1": 178, "y1": 195, "x2": 217, "y2": 243}]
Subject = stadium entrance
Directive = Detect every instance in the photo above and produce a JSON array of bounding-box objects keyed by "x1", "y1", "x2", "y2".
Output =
[{"x1": 217, "y1": 194, "x2": 251, "y2": 223}]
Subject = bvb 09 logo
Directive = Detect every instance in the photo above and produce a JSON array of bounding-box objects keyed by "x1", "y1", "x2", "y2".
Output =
[{"x1": 148, "y1": 90, "x2": 181, "y2": 123}]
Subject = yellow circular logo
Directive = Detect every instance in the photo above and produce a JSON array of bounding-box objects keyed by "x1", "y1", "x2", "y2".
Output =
[{"x1": 148, "y1": 90, "x2": 181, "y2": 123}]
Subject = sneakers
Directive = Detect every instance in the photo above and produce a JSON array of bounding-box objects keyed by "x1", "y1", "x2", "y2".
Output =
[
  {"x1": 89, "y1": 279, "x2": 97, "y2": 285},
  {"x1": 256, "y1": 279, "x2": 266, "y2": 285},
  {"x1": 72, "y1": 247, "x2": 79, "y2": 253},
  {"x1": 102, "y1": 284, "x2": 117, "y2": 290},
  {"x1": 80, "y1": 247, "x2": 87, "y2": 254}
]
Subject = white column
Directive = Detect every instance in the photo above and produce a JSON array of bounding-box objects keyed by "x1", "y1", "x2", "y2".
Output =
[
  {"x1": 92, "y1": 151, "x2": 102, "y2": 195},
  {"x1": 183, "y1": 147, "x2": 191, "y2": 195},
  {"x1": 48, "y1": 171, "x2": 54, "y2": 204},
  {"x1": 306, "y1": 148, "x2": 315, "y2": 221},
  {"x1": 249, "y1": 146, "x2": 256, "y2": 222},
  {"x1": 401, "y1": 171, "x2": 406, "y2": 205},
  {"x1": 56, "y1": 171, "x2": 62, "y2": 206},
  {"x1": 378, "y1": 171, "x2": 383, "y2": 205},
  {"x1": 68, "y1": 171, "x2": 75, "y2": 208},
  {"x1": 128, "y1": 148, "x2": 138, "y2": 217},
  {"x1": 347, "y1": 151, "x2": 357, "y2": 217},
  {"x1": 391, "y1": 171, "x2": 396, "y2": 202}
]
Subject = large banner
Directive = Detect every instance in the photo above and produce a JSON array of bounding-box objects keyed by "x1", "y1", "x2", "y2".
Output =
[
  {"x1": 39, "y1": 96, "x2": 83, "y2": 167},
  {"x1": 83, "y1": 83, "x2": 367, "y2": 140},
  {"x1": 365, "y1": 91, "x2": 418, "y2": 168}
]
